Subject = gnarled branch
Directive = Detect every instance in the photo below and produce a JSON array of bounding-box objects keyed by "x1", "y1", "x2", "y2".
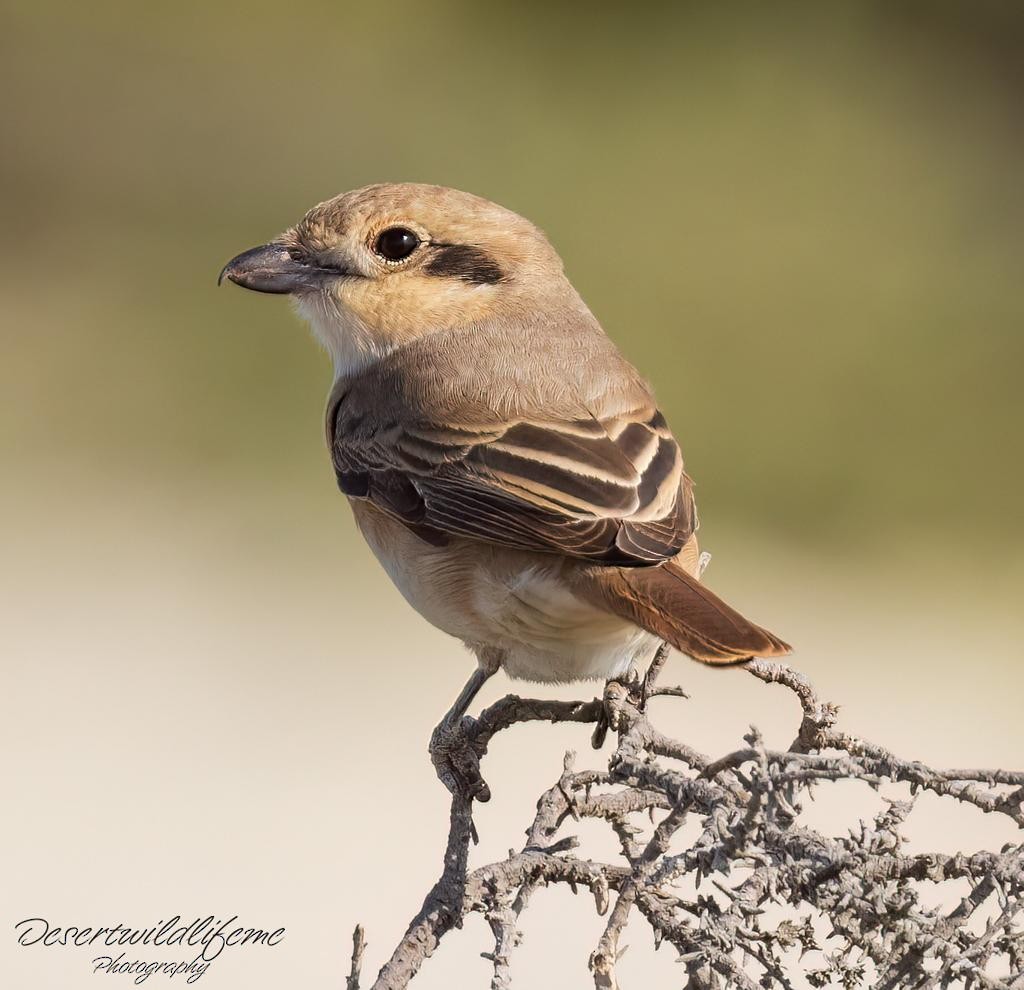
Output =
[{"x1": 350, "y1": 660, "x2": 1024, "y2": 989}]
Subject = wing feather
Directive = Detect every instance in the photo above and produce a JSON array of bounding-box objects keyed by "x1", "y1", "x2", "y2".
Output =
[{"x1": 330, "y1": 401, "x2": 694, "y2": 566}]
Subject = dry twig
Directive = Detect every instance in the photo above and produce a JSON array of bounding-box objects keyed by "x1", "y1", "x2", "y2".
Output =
[{"x1": 348, "y1": 659, "x2": 1024, "y2": 989}]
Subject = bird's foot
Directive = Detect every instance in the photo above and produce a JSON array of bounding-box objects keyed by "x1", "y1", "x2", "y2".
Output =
[
  {"x1": 591, "y1": 677, "x2": 636, "y2": 749},
  {"x1": 429, "y1": 715, "x2": 491, "y2": 804}
]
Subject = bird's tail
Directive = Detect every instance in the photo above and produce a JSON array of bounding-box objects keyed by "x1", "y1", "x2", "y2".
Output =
[{"x1": 572, "y1": 561, "x2": 790, "y2": 664}]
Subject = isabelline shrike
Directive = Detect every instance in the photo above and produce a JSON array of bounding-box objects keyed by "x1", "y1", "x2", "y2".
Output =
[{"x1": 220, "y1": 183, "x2": 789, "y2": 799}]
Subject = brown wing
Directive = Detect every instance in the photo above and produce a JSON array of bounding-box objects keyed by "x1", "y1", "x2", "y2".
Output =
[{"x1": 330, "y1": 403, "x2": 694, "y2": 567}]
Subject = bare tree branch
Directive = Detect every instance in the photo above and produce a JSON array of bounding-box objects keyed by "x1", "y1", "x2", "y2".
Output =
[
  {"x1": 347, "y1": 925, "x2": 366, "y2": 990},
  {"x1": 350, "y1": 658, "x2": 1024, "y2": 989}
]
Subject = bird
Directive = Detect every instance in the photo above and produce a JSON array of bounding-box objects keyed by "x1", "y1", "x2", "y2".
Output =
[{"x1": 219, "y1": 182, "x2": 790, "y2": 800}]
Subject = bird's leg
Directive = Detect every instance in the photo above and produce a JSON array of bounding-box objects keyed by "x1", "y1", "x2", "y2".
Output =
[
  {"x1": 429, "y1": 662, "x2": 497, "y2": 803},
  {"x1": 592, "y1": 643, "x2": 671, "y2": 748},
  {"x1": 640, "y1": 641, "x2": 672, "y2": 711}
]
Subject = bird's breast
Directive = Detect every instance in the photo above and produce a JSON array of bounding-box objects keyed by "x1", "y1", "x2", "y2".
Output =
[{"x1": 346, "y1": 500, "x2": 661, "y2": 682}]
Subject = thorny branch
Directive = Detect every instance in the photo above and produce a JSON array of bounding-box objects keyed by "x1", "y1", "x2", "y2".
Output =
[{"x1": 349, "y1": 659, "x2": 1024, "y2": 989}]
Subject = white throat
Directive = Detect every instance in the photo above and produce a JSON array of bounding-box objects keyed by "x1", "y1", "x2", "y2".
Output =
[{"x1": 292, "y1": 293, "x2": 396, "y2": 381}]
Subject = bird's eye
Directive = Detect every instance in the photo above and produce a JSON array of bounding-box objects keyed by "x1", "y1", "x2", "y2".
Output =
[{"x1": 374, "y1": 227, "x2": 420, "y2": 262}]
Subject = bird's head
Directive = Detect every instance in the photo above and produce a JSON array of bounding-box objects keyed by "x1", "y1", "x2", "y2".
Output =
[{"x1": 219, "y1": 183, "x2": 569, "y2": 377}]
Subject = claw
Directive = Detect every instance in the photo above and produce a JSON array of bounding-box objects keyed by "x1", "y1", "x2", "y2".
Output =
[
  {"x1": 591, "y1": 679, "x2": 634, "y2": 749},
  {"x1": 430, "y1": 716, "x2": 491, "y2": 803}
]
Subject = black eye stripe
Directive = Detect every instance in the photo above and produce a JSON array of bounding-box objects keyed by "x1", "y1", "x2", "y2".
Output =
[
  {"x1": 374, "y1": 227, "x2": 420, "y2": 261},
  {"x1": 424, "y1": 244, "x2": 505, "y2": 284}
]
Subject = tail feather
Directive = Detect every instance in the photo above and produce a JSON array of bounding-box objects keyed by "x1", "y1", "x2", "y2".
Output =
[{"x1": 573, "y1": 562, "x2": 791, "y2": 665}]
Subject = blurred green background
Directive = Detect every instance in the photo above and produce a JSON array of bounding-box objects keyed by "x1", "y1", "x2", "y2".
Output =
[
  {"x1": 3, "y1": 5, "x2": 1023, "y2": 988},
  {"x1": 3, "y1": 0, "x2": 1023, "y2": 566}
]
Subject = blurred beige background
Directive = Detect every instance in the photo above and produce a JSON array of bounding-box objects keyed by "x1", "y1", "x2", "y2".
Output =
[{"x1": 2, "y1": 2, "x2": 1022, "y2": 987}]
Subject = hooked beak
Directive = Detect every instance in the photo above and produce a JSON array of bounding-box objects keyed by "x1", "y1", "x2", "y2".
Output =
[{"x1": 218, "y1": 243, "x2": 346, "y2": 294}]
